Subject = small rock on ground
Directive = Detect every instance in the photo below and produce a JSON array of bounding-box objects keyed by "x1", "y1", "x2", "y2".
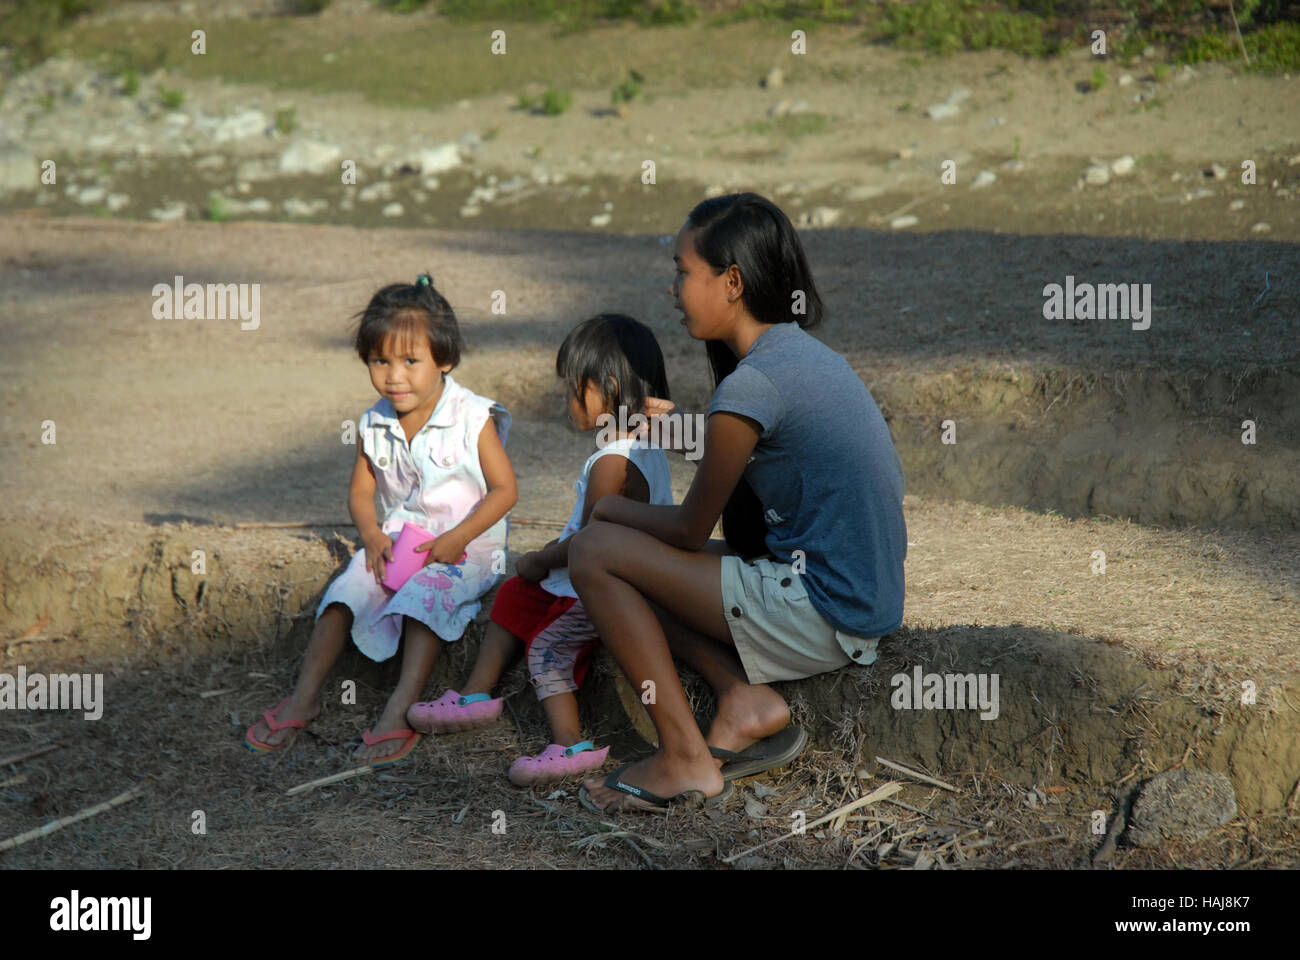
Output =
[
  {"x1": 1085, "y1": 164, "x2": 1111, "y2": 186},
  {"x1": 1124, "y1": 769, "x2": 1237, "y2": 848}
]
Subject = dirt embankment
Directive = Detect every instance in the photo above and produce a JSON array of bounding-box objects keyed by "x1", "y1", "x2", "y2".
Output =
[
  {"x1": 4, "y1": 506, "x2": 1296, "y2": 817},
  {"x1": 880, "y1": 366, "x2": 1300, "y2": 531}
]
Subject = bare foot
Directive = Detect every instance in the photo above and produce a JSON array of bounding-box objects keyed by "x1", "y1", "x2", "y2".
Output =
[
  {"x1": 248, "y1": 694, "x2": 320, "y2": 748},
  {"x1": 353, "y1": 697, "x2": 418, "y2": 762},
  {"x1": 705, "y1": 683, "x2": 791, "y2": 766},
  {"x1": 581, "y1": 749, "x2": 723, "y2": 812}
]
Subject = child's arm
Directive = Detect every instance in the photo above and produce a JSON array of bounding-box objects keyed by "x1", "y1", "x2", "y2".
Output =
[
  {"x1": 349, "y1": 439, "x2": 392, "y2": 583},
  {"x1": 425, "y1": 418, "x2": 518, "y2": 565},
  {"x1": 591, "y1": 412, "x2": 759, "y2": 552},
  {"x1": 518, "y1": 454, "x2": 648, "y2": 579}
]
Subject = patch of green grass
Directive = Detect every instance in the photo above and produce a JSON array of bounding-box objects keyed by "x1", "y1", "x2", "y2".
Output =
[
  {"x1": 37, "y1": 92, "x2": 57, "y2": 113},
  {"x1": 874, "y1": 0, "x2": 1055, "y2": 57},
  {"x1": 275, "y1": 107, "x2": 298, "y2": 135},
  {"x1": 1090, "y1": 66, "x2": 1107, "y2": 90},
  {"x1": 611, "y1": 69, "x2": 644, "y2": 106},
  {"x1": 204, "y1": 191, "x2": 229, "y2": 222},
  {"x1": 1152, "y1": 62, "x2": 1168, "y2": 81},
  {"x1": 1178, "y1": 22, "x2": 1300, "y2": 72},
  {"x1": 436, "y1": 0, "x2": 701, "y2": 26},
  {"x1": 515, "y1": 89, "x2": 575, "y2": 115},
  {"x1": 0, "y1": 0, "x2": 102, "y2": 70},
  {"x1": 287, "y1": 0, "x2": 333, "y2": 12},
  {"x1": 541, "y1": 88, "x2": 573, "y2": 114},
  {"x1": 741, "y1": 111, "x2": 829, "y2": 138},
  {"x1": 643, "y1": 0, "x2": 701, "y2": 24},
  {"x1": 713, "y1": 0, "x2": 869, "y2": 25},
  {"x1": 51, "y1": 16, "x2": 873, "y2": 110},
  {"x1": 1181, "y1": 31, "x2": 1236, "y2": 65},
  {"x1": 159, "y1": 87, "x2": 185, "y2": 110},
  {"x1": 1114, "y1": 30, "x2": 1150, "y2": 63},
  {"x1": 102, "y1": 45, "x2": 169, "y2": 94}
]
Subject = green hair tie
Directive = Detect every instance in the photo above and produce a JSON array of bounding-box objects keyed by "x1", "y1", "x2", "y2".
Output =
[{"x1": 416, "y1": 273, "x2": 433, "y2": 287}]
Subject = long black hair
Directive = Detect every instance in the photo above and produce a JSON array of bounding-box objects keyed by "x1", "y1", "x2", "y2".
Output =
[
  {"x1": 686, "y1": 193, "x2": 824, "y2": 559},
  {"x1": 556, "y1": 313, "x2": 671, "y2": 416}
]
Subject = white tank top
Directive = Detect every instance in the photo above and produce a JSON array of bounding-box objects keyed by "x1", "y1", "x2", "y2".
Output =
[{"x1": 540, "y1": 437, "x2": 673, "y2": 598}]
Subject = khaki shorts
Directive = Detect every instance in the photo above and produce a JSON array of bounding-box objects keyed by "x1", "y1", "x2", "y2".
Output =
[{"x1": 720, "y1": 555, "x2": 880, "y2": 685}]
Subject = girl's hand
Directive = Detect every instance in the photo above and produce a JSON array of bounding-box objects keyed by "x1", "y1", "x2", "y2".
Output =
[
  {"x1": 642, "y1": 396, "x2": 679, "y2": 437},
  {"x1": 644, "y1": 396, "x2": 677, "y2": 420},
  {"x1": 642, "y1": 395, "x2": 689, "y2": 451},
  {"x1": 418, "y1": 536, "x2": 469, "y2": 566},
  {"x1": 514, "y1": 551, "x2": 548, "y2": 582},
  {"x1": 362, "y1": 531, "x2": 395, "y2": 584}
]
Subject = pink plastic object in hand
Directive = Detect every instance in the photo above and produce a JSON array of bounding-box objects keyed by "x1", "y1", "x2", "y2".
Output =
[{"x1": 381, "y1": 522, "x2": 468, "y2": 591}]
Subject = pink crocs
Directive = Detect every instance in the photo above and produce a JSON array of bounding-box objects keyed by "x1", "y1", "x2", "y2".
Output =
[
  {"x1": 508, "y1": 741, "x2": 611, "y2": 787},
  {"x1": 406, "y1": 689, "x2": 503, "y2": 734}
]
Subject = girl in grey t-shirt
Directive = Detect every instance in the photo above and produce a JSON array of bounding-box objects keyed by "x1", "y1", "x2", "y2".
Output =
[{"x1": 571, "y1": 193, "x2": 907, "y2": 815}]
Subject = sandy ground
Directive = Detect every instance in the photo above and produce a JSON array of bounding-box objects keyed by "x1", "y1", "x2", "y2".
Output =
[
  {"x1": 1, "y1": 214, "x2": 1298, "y2": 872},
  {"x1": 2, "y1": 216, "x2": 1296, "y2": 533},
  {"x1": 1, "y1": 5, "x2": 1298, "y2": 870}
]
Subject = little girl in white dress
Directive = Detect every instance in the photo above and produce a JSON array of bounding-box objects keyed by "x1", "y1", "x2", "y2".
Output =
[{"x1": 245, "y1": 273, "x2": 517, "y2": 767}]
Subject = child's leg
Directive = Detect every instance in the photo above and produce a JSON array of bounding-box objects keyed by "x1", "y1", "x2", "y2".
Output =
[
  {"x1": 460, "y1": 620, "x2": 523, "y2": 696},
  {"x1": 528, "y1": 606, "x2": 598, "y2": 747},
  {"x1": 248, "y1": 603, "x2": 352, "y2": 746},
  {"x1": 539, "y1": 691, "x2": 583, "y2": 747},
  {"x1": 354, "y1": 616, "x2": 441, "y2": 761}
]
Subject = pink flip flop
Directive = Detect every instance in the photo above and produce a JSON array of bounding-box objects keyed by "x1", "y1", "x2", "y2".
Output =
[
  {"x1": 358, "y1": 727, "x2": 421, "y2": 768},
  {"x1": 508, "y1": 741, "x2": 610, "y2": 787},
  {"x1": 406, "y1": 689, "x2": 503, "y2": 734},
  {"x1": 244, "y1": 698, "x2": 310, "y2": 753}
]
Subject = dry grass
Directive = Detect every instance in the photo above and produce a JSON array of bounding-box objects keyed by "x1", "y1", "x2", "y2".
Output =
[
  {"x1": 3, "y1": 488, "x2": 1299, "y2": 868},
  {"x1": 902, "y1": 497, "x2": 1300, "y2": 681},
  {"x1": 4, "y1": 646, "x2": 1297, "y2": 870}
]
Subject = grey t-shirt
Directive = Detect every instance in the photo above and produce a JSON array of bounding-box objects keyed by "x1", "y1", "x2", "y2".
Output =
[{"x1": 707, "y1": 322, "x2": 906, "y2": 638}]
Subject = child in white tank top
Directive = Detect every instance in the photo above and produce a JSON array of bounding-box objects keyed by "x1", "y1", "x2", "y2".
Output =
[{"x1": 406, "y1": 315, "x2": 674, "y2": 786}]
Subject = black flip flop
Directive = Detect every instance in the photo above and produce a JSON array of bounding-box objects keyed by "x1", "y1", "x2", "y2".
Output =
[
  {"x1": 709, "y1": 725, "x2": 808, "y2": 781},
  {"x1": 578, "y1": 762, "x2": 733, "y2": 815}
]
